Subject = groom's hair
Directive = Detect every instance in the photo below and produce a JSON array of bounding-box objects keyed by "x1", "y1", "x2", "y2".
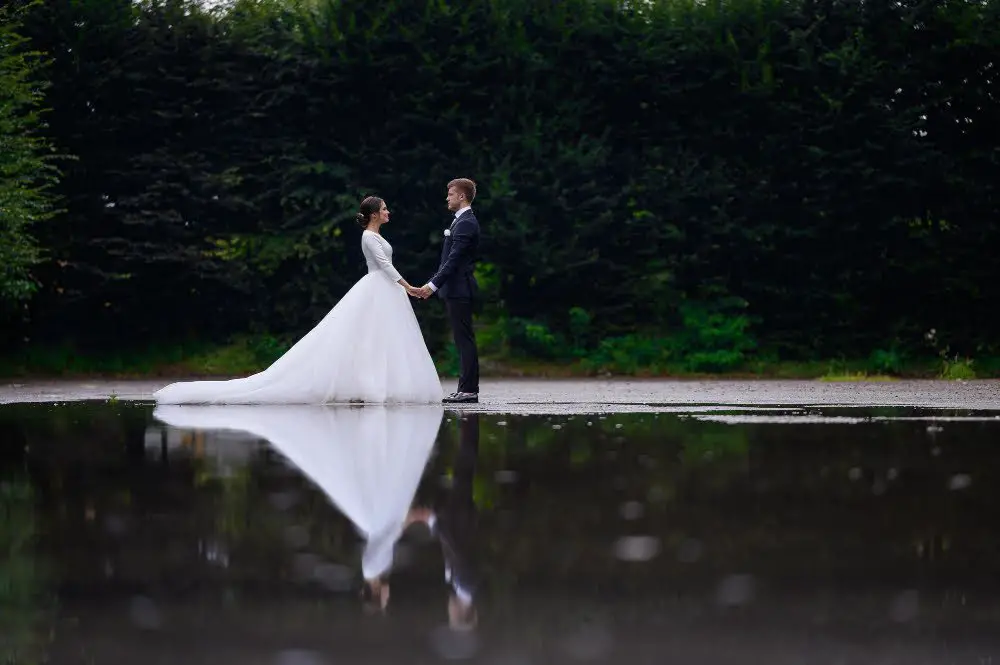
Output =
[{"x1": 448, "y1": 178, "x2": 476, "y2": 203}]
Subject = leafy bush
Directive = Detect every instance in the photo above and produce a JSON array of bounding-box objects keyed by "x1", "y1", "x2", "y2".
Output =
[{"x1": 0, "y1": 2, "x2": 61, "y2": 307}]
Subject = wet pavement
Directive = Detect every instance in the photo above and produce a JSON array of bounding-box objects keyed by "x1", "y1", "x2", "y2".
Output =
[
  {"x1": 2, "y1": 386, "x2": 1000, "y2": 663},
  {"x1": 1, "y1": 377, "x2": 999, "y2": 411}
]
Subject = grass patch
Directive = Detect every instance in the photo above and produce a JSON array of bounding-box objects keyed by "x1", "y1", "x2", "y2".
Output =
[
  {"x1": 940, "y1": 356, "x2": 976, "y2": 380},
  {"x1": 176, "y1": 337, "x2": 270, "y2": 376},
  {"x1": 0, "y1": 336, "x2": 282, "y2": 379},
  {"x1": 2, "y1": 338, "x2": 998, "y2": 380},
  {"x1": 819, "y1": 372, "x2": 897, "y2": 382},
  {"x1": 0, "y1": 340, "x2": 221, "y2": 377}
]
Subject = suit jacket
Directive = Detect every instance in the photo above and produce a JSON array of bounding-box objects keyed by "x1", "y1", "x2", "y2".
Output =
[
  {"x1": 432, "y1": 415, "x2": 480, "y2": 598},
  {"x1": 431, "y1": 209, "x2": 480, "y2": 300}
]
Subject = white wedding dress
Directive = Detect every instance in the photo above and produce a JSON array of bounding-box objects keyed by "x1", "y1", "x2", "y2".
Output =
[
  {"x1": 153, "y1": 404, "x2": 443, "y2": 580},
  {"x1": 153, "y1": 231, "x2": 443, "y2": 404}
]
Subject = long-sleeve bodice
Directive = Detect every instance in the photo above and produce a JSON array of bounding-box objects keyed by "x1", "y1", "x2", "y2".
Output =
[{"x1": 361, "y1": 230, "x2": 402, "y2": 283}]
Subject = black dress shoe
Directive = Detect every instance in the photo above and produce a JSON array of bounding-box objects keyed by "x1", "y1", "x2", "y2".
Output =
[{"x1": 443, "y1": 392, "x2": 478, "y2": 403}]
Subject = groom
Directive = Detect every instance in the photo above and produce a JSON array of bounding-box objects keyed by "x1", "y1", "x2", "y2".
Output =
[
  {"x1": 415, "y1": 178, "x2": 481, "y2": 404},
  {"x1": 406, "y1": 414, "x2": 481, "y2": 630}
]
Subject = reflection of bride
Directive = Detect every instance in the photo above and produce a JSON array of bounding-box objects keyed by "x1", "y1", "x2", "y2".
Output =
[{"x1": 153, "y1": 404, "x2": 443, "y2": 606}]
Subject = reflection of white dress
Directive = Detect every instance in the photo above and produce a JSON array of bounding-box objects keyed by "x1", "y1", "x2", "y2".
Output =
[
  {"x1": 153, "y1": 404, "x2": 443, "y2": 579},
  {"x1": 153, "y1": 231, "x2": 443, "y2": 404}
]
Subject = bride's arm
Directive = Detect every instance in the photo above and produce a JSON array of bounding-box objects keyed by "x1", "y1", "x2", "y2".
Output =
[{"x1": 362, "y1": 233, "x2": 414, "y2": 290}]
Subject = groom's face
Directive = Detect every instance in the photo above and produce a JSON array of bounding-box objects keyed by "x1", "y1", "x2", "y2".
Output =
[{"x1": 446, "y1": 186, "x2": 464, "y2": 212}]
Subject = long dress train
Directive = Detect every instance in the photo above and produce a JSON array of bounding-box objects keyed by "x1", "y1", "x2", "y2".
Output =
[{"x1": 153, "y1": 230, "x2": 443, "y2": 404}]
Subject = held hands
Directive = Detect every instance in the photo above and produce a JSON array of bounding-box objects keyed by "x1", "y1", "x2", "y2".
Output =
[
  {"x1": 406, "y1": 285, "x2": 433, "y2": 299},
  {"x1": 406, "y1": 285, "x2": 431, "y2": 299},
  {"x1": 405, "y1": 506, "x2": 433, "y2": 526}
]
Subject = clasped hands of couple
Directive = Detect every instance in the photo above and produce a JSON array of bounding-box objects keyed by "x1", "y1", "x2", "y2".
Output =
[{"x1": 406, "y1": 284, "x2": 434, "y2": 300}]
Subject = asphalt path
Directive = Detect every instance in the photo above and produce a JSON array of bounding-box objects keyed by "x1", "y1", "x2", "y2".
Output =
[{"x1": 2, "y1": 378, "x2": 998, "y2": 413}]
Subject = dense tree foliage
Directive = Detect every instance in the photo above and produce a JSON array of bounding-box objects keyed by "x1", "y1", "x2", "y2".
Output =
[
  {"x1": 6, "y1": 0, "x2": 999, "y2": 369},
  {"x1": 0, "y1": 1, "x2": 59, "y2": 309}
]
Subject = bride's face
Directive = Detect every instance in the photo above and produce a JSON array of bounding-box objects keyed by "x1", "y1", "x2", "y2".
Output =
[{"x1": 379, "y1": 202, "x2": 390, "y2": 224}]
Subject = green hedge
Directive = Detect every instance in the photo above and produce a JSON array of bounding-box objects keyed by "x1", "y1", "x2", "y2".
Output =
[{"x1": 7, "y1": 0, "x2": 998, "y2": 363}]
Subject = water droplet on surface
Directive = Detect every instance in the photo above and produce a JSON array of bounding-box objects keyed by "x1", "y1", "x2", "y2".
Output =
[
  {"x1": 948, "y1": 474, "x2": 972, "y2": 490},
  {"x1": 715, "y1": 574, "x2": 756, "y2": 607},
  {"x1": 129, "y1": 595, "x2": 162, "y2": 630},
  {"x1": 614, "y1": 535, "x2": 660, "y2": 562},
  {"x1": 619, "y1": 501, "x2": 643, "y2": 520},
  {"x1": 889, "y1": 589, "x2": 920, "y2": 622}
]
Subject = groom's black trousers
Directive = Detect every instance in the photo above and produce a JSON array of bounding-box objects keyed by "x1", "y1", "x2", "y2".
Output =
[{"x1": 446, "y1": 298, "x2": 479, "y2": 394}]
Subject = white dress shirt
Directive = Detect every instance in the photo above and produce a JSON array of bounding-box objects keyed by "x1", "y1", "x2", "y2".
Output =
[{"x1": 426, "y1": 513, "x2": 473, "y2": 603}]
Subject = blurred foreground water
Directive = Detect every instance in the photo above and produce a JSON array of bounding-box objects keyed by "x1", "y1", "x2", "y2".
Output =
[{"x1": 2, "y1": 400, "x2": 999, "y2": 664}]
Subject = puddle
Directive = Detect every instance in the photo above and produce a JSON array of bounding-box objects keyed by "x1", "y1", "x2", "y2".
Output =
[{"x1": 2, "y1": 401, "x2": 1000, "y2": 663}]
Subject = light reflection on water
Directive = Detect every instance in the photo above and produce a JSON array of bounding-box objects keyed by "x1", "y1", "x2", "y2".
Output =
[{"x1": 2, "y1": 401, "x2": 1000, "y2": 663}]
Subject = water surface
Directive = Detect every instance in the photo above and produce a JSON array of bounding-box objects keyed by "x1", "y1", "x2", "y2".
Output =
[{"x1": 2, "y1": 401, "x2": 999, "y2": 664}]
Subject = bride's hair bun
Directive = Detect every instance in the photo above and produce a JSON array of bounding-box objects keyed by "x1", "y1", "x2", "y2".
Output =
[{"x1": 357, "y1": 195, "x2": 384, "y2": 229}]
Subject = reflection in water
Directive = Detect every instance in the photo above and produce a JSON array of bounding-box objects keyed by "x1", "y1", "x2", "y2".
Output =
[
  {"x1": 409, "y1": 413, "x2": 481, "y2": 632},
  {"x1": 3, "y1": 403, "x2": 1000, "y2": 663},
  {"x1": 153, "y1": 404, "x2": 443, "y2": 609},
  {"x1": 0, "y1": 478, "x2": 49, "y2": 664}
]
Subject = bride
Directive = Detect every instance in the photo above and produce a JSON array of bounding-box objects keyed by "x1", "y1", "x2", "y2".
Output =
[{"x1": 153, "y1": 196, "x2": 444, "y2": 404}]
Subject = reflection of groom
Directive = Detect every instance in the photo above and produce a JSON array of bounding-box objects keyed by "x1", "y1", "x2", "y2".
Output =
[
  {"x1": 408, "y1": 413, "x2": 481, "y2": 630},
  {"x1": 414, "y1": 178, "x2": 481, "y2": 404}
]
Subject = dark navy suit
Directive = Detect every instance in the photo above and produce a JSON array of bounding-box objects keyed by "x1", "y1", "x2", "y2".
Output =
[
  {"x1": 429, "y1": 208, "x2": 480, "y2": 394},
  {"x1": 430, "y1": 414, "x2": 480, "y2": 604}
]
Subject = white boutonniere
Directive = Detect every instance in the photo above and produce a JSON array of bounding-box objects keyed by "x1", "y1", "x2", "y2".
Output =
[{"x1": 444, "y1": 229, "x2": 451, "y2": 237}]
